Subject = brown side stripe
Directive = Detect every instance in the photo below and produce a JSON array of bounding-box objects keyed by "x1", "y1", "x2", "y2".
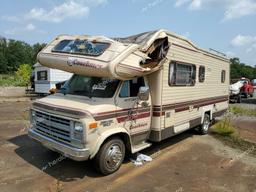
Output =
[
  {"x1": 153, "y1": 95, "x2": 228, "y2": 116},
  {"x1": 93, "y1": 107, "x2": 151, "y2": 121},
  {"x1": 116, "y1": 112, "x2": 150, "y2": 123},
  {"x1": 153, "y1": 111, "x2": 165, "y2": 117}
]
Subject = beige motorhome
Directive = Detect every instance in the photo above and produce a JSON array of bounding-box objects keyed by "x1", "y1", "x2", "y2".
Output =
[{"x1": 28, "y1": 29, "x2": 229, "y2": 175}]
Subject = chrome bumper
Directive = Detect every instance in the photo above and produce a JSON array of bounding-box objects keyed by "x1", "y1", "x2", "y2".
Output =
[{"x1": 28, "y1": 129, "x2": 90, "y2": 161}]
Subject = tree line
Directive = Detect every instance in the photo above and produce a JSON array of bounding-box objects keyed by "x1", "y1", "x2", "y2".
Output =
[
  {"x1": 0, "y1": 37, "x2": 46, "y2": 73},
  {"x1": 0, "y1": 37, "x2": 255, "y2": 80},
  {"x1": 230, "y1": 58, "x2": 256, "y2": 80}
]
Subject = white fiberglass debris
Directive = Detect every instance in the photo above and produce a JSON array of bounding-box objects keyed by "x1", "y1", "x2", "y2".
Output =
[{"x1": 131, "y1": 153, "x2": 152, "y2": 166}]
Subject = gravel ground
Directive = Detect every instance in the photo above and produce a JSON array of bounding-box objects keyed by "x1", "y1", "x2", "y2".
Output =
[{"x1": 0, "y1": 101, "x2": 256, "y2": 192}]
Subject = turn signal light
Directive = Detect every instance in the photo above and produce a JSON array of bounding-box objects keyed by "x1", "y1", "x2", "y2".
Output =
[{"x1": 89, "y1": 122, "x2": 98, "y2": 129}]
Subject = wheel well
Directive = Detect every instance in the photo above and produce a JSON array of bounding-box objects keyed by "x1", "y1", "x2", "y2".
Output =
[
  {"x1": 103, "y1": 133, "x2": 132, "y2": 153},
  {"x1": 204, "y1": 111, "x2": 211, "y2": 120}
]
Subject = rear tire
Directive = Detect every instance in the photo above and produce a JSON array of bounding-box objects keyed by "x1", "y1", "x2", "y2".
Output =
[
  {"x1": 237, "y1": 94, "x2": 241, "y2": 103},
  {"x1": 198, "y1": 114, "x2": 211, "y2": 135},
  {"x1": 94, "y1": 137, "x2": 125, "y2": 175}
]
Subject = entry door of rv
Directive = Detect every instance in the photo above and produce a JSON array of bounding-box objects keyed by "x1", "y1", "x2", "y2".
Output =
[{"x1": 116, "y1": 77, "x2": 151, "y2": 143}]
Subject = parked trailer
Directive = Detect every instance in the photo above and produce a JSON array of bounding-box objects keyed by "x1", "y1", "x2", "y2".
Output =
[
  {"x1": 28, "y1": 29, "x2": 229, "y2": 175},
  {"x1": 33, "y1": 63, "x2": 72, "y2": 94}
]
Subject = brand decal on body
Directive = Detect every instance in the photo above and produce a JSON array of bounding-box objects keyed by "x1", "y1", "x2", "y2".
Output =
[
  {"x1": 67, "y1": 57, "x2": 102, "y2": 69},
  {"x1": 130, "y1": 123, "x2": 148, "y2": 129},
  {"x1": 100, "y1": 120, "x2": 114, "y2": 127}
]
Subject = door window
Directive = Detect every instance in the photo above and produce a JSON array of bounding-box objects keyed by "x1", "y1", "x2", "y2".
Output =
[{"x1": 119, "y1": 77, "x2": 145, "y2": 98}]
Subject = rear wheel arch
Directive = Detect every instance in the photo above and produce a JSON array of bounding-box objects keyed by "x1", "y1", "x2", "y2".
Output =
[{"x1": 201, "y1": 108, "x2": 213, "y2": 124}]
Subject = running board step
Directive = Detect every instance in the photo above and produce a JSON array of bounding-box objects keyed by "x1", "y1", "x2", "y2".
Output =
[{"x1": 131, "y1": 142, "x2": 152, "y2": 154}]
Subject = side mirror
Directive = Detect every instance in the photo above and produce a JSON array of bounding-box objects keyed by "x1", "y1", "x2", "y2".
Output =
[{"x1": 138, "y1": 86, "x2": 150, "y2": 101}]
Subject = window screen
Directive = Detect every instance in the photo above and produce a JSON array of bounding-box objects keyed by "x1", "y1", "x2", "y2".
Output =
[
  {"x1": 221, "y1": 70, "x2": 226, "y2": 83},
  {"x1": 199, "y1": 66, "x2": 205, "y2": 82},
  {"x1": 169, "y1": 62, "x2": 196, "y2": 86},
  {"x1": 37, "y1": 71, "x2": 47, "y2": 81}
]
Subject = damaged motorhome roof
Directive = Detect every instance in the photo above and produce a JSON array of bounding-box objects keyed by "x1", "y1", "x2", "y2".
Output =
[{"x1": 38, "y1": 29, "x2": 228, "y2": 80}]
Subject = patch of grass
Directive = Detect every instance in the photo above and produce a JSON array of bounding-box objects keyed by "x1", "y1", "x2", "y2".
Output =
[
  {"x1": 229, "y1": 105, "x2": 256, "y2": 117},
  {"x1": 211, "y1": 118, "x2": 256, "y2": 156},
  {"x1": 0, "y1": 74, "x2": 22, "y2": 87},
  {"x1": 211, "y1": 118, "x2": 235, "y2": 136}
]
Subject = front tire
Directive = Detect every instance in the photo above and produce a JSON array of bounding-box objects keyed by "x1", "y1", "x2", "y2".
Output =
[
  {"x1": 95, "y1": 137, "x2": 125, "y2": 175},
  {"x1": 198, "y1": 114, "x2": 211, "y2": 135}
]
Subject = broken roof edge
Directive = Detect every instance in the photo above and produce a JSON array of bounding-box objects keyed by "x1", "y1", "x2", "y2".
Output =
[{"x1": 114, "y1": 29, "x2": 229, "y2": 62}]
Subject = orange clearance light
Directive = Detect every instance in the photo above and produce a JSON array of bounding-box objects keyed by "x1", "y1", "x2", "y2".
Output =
[{"x1": 89, "y1": 122, "x2": 98, "y2": 129}]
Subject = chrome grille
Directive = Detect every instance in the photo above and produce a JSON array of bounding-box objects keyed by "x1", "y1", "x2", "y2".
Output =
[{"x1": 34, "y1": 111, "x2": 71, "y2": 144}]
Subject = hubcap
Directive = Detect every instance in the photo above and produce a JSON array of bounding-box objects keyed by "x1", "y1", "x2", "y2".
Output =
[{"x1": 105, "y1": 144, "x2": 123, "y2": 169}]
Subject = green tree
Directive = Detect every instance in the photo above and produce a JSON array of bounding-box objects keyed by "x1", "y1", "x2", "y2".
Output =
[
  {"x1": 15, "y1": 64, "x2": 32, "y2": 86},
  {"x1": 0, "y1": 37, "x2": 8, "y2": 73},
  {"x1": 32, "y1": 43, "x2": 47, "y2": 64},
  {"x1": 6, "y1": 40, "x2": 33, "y2": 71},
  {"x1": 230, "y1": 57, "x2": 256, "y2": 80}
]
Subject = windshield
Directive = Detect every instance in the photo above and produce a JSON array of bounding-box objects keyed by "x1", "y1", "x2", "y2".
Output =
[
  {"x1": 59, "y1": 75, "x2": 120, "y2": 98},
  {"x1": 52, "y1": 39, "x2": 109, "y2": 56}
]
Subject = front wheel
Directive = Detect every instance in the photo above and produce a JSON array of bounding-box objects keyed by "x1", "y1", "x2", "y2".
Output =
[
  {"x1": 198, "y1": 114, "x2": 211, "y2": 135},
  {"x1": 95, "y1": 137, "x2": 125, "y2": 175}
]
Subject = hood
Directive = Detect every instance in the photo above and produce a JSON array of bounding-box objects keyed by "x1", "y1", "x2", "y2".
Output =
[{"x1": 32, "y1": 94, "x2": 116, "y2": 119}]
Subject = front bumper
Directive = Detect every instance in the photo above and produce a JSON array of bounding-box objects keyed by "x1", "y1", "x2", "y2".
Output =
[{"x1": 28, "y1": 129, "x2": 90, "y2": 161}]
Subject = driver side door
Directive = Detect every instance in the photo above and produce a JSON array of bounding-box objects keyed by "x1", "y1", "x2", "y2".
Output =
[{"x1": 115, "y1": 77, "x2": 152, "y2": 145}]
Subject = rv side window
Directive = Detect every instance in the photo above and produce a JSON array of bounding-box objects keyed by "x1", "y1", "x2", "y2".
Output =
[
  {"x1": 199, "y1": 66, "x2": 205, "y2": 82},
  {"x1": 37, "y1": 71, "x2": 47, "y2": 81},
  {"x1": 119, "y1": 77, "x2": 145, "y2": 98},
  {"x1": 169, "y1": 62, "x2": 196, "y2": 86},
  {"x1": 221, "y1": 70, "x2": 226, "y2": 83}
]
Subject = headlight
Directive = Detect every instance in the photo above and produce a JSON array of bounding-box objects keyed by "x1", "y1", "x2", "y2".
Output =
[
  {"x1": 73, "y1": 122, "x2": 84, "y2": 140},
  {"x1": 30, "y1": 110, "x2": 36, "y2": 128}
]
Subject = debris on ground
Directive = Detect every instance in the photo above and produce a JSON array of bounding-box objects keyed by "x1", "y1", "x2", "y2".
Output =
[{"x1": 130, "y1": 153, "x2": 152, "y2": 166}]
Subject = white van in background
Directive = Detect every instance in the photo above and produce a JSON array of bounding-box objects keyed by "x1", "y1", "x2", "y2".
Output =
[{"x1": 33, "y1": 63, "x2": 73, "y2": 94}]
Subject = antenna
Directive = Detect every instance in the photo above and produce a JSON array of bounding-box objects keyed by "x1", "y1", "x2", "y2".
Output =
[{"x1": 209, "y1": 48, "x2": 227, "y2": 57}]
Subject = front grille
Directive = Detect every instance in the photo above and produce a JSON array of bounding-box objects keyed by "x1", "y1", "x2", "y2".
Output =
[{"x1": 34, "y1": 111, "x2": 72, "y2": 144}]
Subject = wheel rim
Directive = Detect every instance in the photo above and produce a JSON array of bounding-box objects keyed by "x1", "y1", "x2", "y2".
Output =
[
  {"x1": 105, "y1": 144, "x2": 123, "y2": 170},
  {"x1": 203, "y1": 117, "x2": 210, "y2": 131}
]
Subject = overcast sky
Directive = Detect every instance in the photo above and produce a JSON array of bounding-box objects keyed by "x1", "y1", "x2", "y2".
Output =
[{"x1": 1, "y1": 0, "x2": 256, "y2": 66}]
